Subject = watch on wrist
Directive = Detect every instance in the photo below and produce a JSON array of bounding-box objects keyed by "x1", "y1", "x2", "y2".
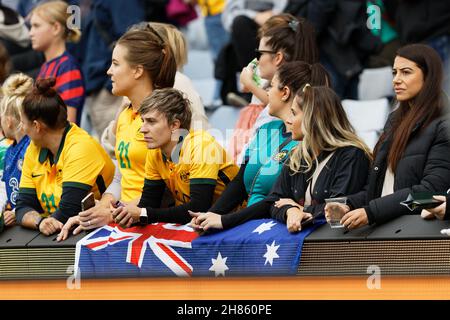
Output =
[{"x1": 139, "y1": 208, "x2": 148, "y2": 226}]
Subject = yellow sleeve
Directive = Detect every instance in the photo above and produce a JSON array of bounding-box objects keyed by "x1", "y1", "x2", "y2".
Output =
[
  {"x1": 186, "y1": 135, "x2": 222, "y2": 185},
  {"x1": 62, "y1": 141, "x2": 104, "y2": 190},
  {"x1": 144, "y1": 149, "x2": 162, "y2": 181}
]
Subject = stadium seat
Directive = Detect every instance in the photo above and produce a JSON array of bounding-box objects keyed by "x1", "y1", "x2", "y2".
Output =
[
  {"x1": 342, "y1": 98, "x2": 391, "y2": 150},
  {"x1": 358, "y1": 66, "x2": 394, "y2": 100},
  {"x1": 208, "y1": 105, "x2": 241, "y2": 148}
]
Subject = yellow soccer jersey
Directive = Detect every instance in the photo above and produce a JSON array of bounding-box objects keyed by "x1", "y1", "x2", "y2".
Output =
[
  {"x1": 145, "y1": 130, "x2": 238, "y2": 205},
  {"x1": 115, "y1": 106, "x2": 148, "y2": 201},
  {"x1": 19, "y1": 124, "x2": 115, "y2": 217}
]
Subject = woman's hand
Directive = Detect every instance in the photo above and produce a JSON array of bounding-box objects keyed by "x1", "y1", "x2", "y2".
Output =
[
  {"x1": 39, "y1": 217, "x2": 63, "y2": 236},
  {"x1": 112, "y1": 203, "x2": 140, "y2": 228},
  {"x1": 421, "y1": 195, "x2": 446, "y2": 220},
  {"x1": 286, "y1": 207, "x2": 312, "y2": 233},
  {"x1": 274, "y1": 198, "x2": 300, "y2": 209},
  {"x1": 57, "y1": 216, "x2": 81, "y2": 241},
  {"x1": 78, "y1": 201, "x2": 115, "y2": 230},
  {"x1": 340, "y1": 208, "x2": 369, "y2": 230},
  {"x1": 3, "y1": 210, "x2": 16, "y2": 226},
  {"x1": 239, "y1": 66, "x2": 255, "y2": 93},
  {"x1": 188, "y1": 211, "x2": 222, "y2": 231}
]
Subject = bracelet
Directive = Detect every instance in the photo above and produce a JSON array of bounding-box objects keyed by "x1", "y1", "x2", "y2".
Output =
[
  {"x1": 35, "y1": 216, "x2": 45, "y2": 230},
  {"x1": 285, "y1": 204, "x2": 302, "y2": 211}
]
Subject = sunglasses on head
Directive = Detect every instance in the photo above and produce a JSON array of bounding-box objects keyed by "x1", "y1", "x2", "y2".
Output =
[{"x1": 255, "y1": 49, "x2": 276, "y2": 60}]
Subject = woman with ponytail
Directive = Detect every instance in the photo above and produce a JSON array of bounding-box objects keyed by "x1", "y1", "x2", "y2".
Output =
[
  {"x1": 0, "y1": 73, "x2": 33, "y2": 227},
  {"x1": 29, "y1": 1, "x2": 85, "y2": 125},
  {"x1": 268, "y1": 86, "x2": 371, "y2": 233},
  {"x1": 58, "y1": 26, "x2": 178, "y2": 240},
  {"x1": 15, "y1": 78, "x2": 114, "y2": 236},
  {"x1": 189, "y1": 62, "x2": 329, "y2": 231},
  {"x1": 328, "y1": 44, "x2": 450, "y2": 229},
  {"x1": 230, "y1": 13, "x2": 318, "y2": 162}
]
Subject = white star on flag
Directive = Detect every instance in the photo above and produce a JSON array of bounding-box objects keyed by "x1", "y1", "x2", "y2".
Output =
[
  {"x1": 209, "y1": 252, "x2": 229, "y2": 277},
  {"x1": 253, "y1": 221, "x2": 277, "y2": 235},
  {"x1": 263, "y1": 241, "x2": 280, "y2": 266}
]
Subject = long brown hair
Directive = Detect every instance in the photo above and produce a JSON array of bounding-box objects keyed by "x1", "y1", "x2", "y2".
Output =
[
  {"x1": 374, "y1": 44, "x2": 445, "y2": 172},
  {"x1": 117, "y1": 26, "x2": 177, "y2": 89},
  {"x1": 259, "y1": 13, "x2": 319, "y2": 64}
]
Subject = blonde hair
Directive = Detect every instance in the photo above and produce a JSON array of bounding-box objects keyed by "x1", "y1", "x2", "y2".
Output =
[
  {"x1": 131, "y1": 22, "x2": 188, "y2": 70},
  {"x1": 0, "y1": 73, "x2": 33, "y2": 124},
  {"x1": 289, "y1": 86, "x2": 372, "y2": 173},
  {"x1": 31, "y1": 0, "x2": 81, "y2": 43},
  {"x1": 149, "y1": 23, "x2": 188, "y2": 70}
]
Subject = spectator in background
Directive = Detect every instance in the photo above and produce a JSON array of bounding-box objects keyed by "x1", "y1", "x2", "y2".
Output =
[
  {"x1": 219, "y1": 0, "x2": 287, "y2": 104},
  {"x1": 15, "y1": 78, "x2": 114, "y2": 236},
  {"x1": 366, "y1": 0, "x2": 400, "y2": 68},
  {"x1": 0, "y1": 2, "x2": 30, "y2": 58},
  {"x1": 81, "y1": 0, "x2": 146, "y2": 138},
  {"x1": 306, "y1": 0, "x2": 382, "y2": 99},
  {"x1": 228, "y1": 13, "x2": 318, "y2": 162},
  {"x1": 29, "y1": 0, "x2": 85, "y2": 124},
  {"x1": 190, "y1": 0, "x2": 229, "y2": 107},
  {"x1": 222, "y1": 0, "x2": 287, "y2": 71},
  {"x1": 0, "y1": 2, "x2": 41, "y2": 77},
  {"x1": 0, "y1": 73, "x2": 33, "y2": 227},
  {"x1": 327, "y1": 44, "x2": 450, "y2": 229}
]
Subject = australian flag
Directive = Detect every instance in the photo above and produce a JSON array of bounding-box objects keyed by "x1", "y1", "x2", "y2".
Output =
[{"x1": 74, "y1": 219, "x2": 324, "y2": 278}]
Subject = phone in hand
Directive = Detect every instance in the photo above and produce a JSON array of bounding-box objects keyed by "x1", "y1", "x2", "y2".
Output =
[
  {"x1": 81, "y1": 192, "x2": 95, "y2": 211},
  {"x1": 301, "y1": 215, "x2": 314, "y2": 228}
]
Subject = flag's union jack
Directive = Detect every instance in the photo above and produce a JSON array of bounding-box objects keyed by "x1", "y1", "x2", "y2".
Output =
[{"x1": 75, "y1": 223, "x2": 198, "y2": 277}]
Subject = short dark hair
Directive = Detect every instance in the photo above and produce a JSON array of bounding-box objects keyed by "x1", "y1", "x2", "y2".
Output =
[
  {"x1": 139, "y1": 88, "x2": 192, "y2": 129},
  {"x1": 22, "y1": 78, "x2": 68, "y2": 129}
]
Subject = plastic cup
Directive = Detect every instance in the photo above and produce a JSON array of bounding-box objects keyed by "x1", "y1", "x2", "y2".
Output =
[{"x1": 325, "y1": 197, "x2": 348, "y2": 228}]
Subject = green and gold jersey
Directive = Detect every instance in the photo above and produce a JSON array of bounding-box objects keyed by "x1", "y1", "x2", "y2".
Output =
[
  {"x1": 115, "y1": 106, "x2": 148, "y2": 202},
  {"x1": 145, "y1": 130, "x2": 239, "y2": 205},
  {"x1": 19, "y1": 124, "x2": 115, "y2": 216}
]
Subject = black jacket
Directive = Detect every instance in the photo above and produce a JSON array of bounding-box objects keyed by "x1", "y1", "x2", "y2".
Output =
[
  {"x1": 390, "y1": 0, "x2": 450, "y2": 44},
  {"x1": 267, "y1": 146, "x2": 370, "y2": 222},
  {"x1": 444, "y1": 193, "x2": 450, "y2": 220},
  {"x1": 306, "y1": 0, "x2": 382, "y2": 79},
  {"x1": 348, "y1": 114, "x2": 450, "y2": 225}
]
